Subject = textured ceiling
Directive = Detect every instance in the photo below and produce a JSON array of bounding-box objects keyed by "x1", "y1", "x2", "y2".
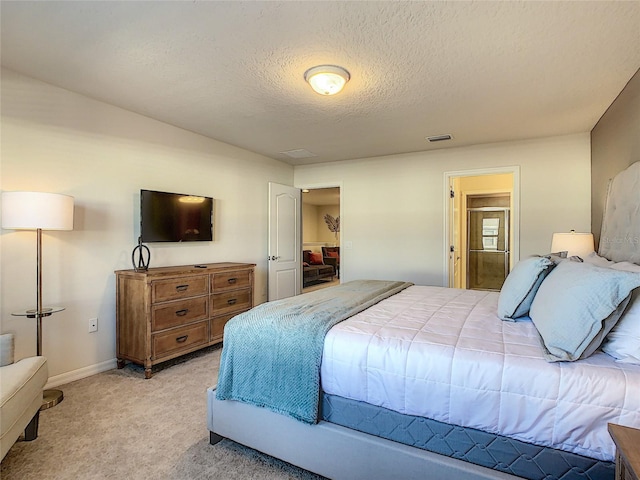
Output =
[{"x1": 1, "y1": 1, "x2": 639, "y2": 166}]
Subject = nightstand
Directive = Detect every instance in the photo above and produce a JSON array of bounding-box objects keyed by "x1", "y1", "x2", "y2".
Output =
[{"x1": 608, "y1": 424, "x2": 640, "y2": 480}]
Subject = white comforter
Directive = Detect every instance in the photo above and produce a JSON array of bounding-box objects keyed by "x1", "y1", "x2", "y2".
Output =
[{"x1": 320, "y1": 285, "x2": 640, "y2": 462}]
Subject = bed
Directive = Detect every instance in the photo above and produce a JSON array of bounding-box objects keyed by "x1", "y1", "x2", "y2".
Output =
[{"x1": 207, "y1": 162, "x2": 640, "y2": 480}]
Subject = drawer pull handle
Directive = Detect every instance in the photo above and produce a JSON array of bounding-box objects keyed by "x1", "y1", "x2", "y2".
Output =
[
  {"x1": 227, "y1": 278, "x2": 237, "y2": 284},
  {"x1": 176, "y1": 335, "x2": 188, "y2": 343},
  {"x1": 227, "y1": 298, "x2": 237, "y2": 305},
  {"x1": 175, "y1": 309, "x2": 189, "y2": 317},
  {"x1": 176, "y1": 285, "x2": 189, "y2": 292}
]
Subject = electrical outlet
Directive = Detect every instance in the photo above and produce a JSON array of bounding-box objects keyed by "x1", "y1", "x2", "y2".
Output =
[{"x1": 88, "y1": 318, "x2": 98, "y2": 333}]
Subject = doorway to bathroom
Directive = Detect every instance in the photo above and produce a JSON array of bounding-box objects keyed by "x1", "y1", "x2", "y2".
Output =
[
  {"x1": 466, "y1": 195, "x2": 510, "y2": 290},
  {"x1": 445, "y1": 168, "x2": 519, "y2": 291}
]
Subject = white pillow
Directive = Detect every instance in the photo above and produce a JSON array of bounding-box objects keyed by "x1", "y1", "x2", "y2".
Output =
[
  {"x1": 583, "y1": 251, "x2": 616, "y2": 268},
  {"x1": 611, "y1": 262, "x2": 640, "y2": 274},
  {"x1": 602, "y1": 289, "x2": 640, "y2": 364},
  {"x1": 0, "y1": 333, "x2": 14, "y2": 367},
  {"x1": 601, "y1": 260, "x2": 640, "y2": 364}
]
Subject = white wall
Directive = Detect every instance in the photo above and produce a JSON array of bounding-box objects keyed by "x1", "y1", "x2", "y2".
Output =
[
  {"x1": 0, "y1": 69, "x2": 293, "y2": 382},
  {"x1": 295, "y1": 134, "x2": 591, "y2": 286},
  {"x1": 0, "y1": 68, "x2": 593, "y2": 385}
]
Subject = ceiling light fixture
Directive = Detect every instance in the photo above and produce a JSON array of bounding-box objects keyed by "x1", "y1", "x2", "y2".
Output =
[{"x1": 304, "y1": 65, "x2": 350, "y2": 96}]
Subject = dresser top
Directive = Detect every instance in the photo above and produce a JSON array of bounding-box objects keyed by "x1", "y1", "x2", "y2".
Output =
[{"x1": 115, "y1": 262, "x2": 255, "y2": 278}]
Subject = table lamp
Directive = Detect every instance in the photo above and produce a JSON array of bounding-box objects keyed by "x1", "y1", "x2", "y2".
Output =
[
  {"x1": 551, "y1": 230, "x2": 595, "y2": 259},
  {"x1": 1, "y1": 191, "x2": 74, "y2": 409}
]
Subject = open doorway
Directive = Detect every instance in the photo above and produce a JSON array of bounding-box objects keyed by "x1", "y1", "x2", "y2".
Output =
[
  {"x1": 445, "y1": 168, "x2": 519, "y2": 290},
  {"x1": 301, "y1": 187, "x2": 341, "y2": 293}
]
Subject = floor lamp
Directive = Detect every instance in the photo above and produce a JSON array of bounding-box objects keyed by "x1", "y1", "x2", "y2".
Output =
[{"x1": 1, "y1": 191, "x2": 74, "y2": 409}]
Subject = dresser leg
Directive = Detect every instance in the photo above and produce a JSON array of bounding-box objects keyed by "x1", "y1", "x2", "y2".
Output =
[
  {"x1": 615, "y1": 451, "x2": 624, "y2": 480},
  {"x1": 117, "y1": 359, "x2": 126, "y2": 369},
  {"x1": 144, "y1": 367, "x2": 153, "y2": 379}
]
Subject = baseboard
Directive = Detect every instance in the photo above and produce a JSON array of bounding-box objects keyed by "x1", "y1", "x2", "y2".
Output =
[{"x1": 45, "y1": 358, "x2": 118, "y2": 389}]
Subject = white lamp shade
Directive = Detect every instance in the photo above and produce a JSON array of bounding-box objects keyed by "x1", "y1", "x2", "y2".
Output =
[
  {"x1": 551, "y1": 231, "x2": 594, "y2": 258},
  {"x1": 1, "y1": 191, "x2": 74, "y2": 230}
]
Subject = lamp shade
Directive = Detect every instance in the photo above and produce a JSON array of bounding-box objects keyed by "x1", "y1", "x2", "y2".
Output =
[
  {"x1": 551, "y1": 231, "x2": 594, "y2": 258},
  {"x1": 1, "y1": 191, "x2": 74, "y2": 230}
]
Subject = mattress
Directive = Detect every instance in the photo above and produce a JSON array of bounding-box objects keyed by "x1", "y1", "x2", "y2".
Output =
[
  {"x1": 321, "y1": 394, "x2": 614, "y2": 480},
  {"x1": 320, "y1": 285, "x2": 640, "y2": 462}
]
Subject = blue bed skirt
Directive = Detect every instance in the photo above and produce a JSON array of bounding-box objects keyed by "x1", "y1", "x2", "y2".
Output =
[{"x1": 321, "y1": 394, "x2": 614, "y2": 480}]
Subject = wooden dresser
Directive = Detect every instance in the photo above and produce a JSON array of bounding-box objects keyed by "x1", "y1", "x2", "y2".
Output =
[
  {"x1": 609, "y1": 424, "x2": 640, "y2": 480},
  {"x1": 115, "y1": 262, "x2": 255, "y2": 378}
]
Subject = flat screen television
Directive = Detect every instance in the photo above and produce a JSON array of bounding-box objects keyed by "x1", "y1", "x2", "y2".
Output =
[{"x1": 140, "y1": 189, "x2": 213, "y2": 242}]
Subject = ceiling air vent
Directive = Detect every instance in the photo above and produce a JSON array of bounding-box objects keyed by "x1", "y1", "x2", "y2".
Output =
[
  {"x1": 280, "y1": 149, "x2": 317, "y2": 159},
  {"x1": 426, "y1": 134, "x2": 453, "y2": 143}
]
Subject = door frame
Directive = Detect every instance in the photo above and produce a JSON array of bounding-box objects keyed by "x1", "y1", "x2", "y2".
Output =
[
  {"x1": 296, "y1": 181, "x2": 343, "y2": 285},
  {"x1": 443, "y1": 166, "x2": 520, "y2": 288}
]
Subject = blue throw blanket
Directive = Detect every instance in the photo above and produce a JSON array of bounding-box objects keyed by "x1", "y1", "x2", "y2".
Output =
[{"x1": 215, "y1": 280, "x2": 413, "y2": 424}]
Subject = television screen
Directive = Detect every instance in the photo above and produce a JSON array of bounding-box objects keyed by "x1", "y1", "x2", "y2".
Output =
[{"x1": 140, "y1": 189, "x2": 213, "y2": 242}]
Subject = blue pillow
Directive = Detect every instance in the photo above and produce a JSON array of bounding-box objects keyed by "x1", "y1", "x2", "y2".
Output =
[
  {"x1": 498, "y1": 256, "x2": 555, "y2": 321},
  {"x1": 529, "y1": 261, "x2": 640, "y2": 362}
]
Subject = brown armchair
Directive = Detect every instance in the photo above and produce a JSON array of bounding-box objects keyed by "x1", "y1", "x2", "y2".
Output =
[{"x1": 321, "y1": 246, "x2": 340, "y2": 278}]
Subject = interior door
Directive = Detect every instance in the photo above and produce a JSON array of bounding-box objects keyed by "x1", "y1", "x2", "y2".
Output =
[{"x1": 268, "y1": 182, "x2": 301, "y2": 301}]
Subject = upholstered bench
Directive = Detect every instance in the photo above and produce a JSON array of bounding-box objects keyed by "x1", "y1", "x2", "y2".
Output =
[{"x1": 0, "y1": 333, "x2": 48, "y2": 461}]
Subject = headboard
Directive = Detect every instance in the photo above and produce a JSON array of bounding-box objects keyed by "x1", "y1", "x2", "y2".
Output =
[{"x1": 598, "y1": 161, "x2": 640, "y2": 264}]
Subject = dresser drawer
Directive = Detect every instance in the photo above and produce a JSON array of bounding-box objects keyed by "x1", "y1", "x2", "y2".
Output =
[
  {"x1": 212, "y1": 270, "x2": 251, "y2": 292},
  {"x1": 152, "y1": 275, "x2": 208, "y2": 303},
  {"x1": 151, "y1": 296, "x2": 209, "y2": 331},
  {"x1": 212, "y1": 288, "x2": 252, "y2": 316},
  {"x1": 210, "y1": 311, "x2": 247, "y2": 342},
  {"x1": 152, "y1": 321, "x2": 208, "y2": 359}
]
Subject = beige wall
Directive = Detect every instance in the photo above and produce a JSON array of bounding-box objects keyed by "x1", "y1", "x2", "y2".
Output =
[
  {"x1": 303, "y1": 203, "x2": 340, "y2": 252},
  {"x1": 302, "y1": 203, "x2": 319, "y2": 247},
  {"x1": 458, "y1": 174, "x2": 513, "y2": 192},
  {"x1": 1, "y1": 67, "x2": 596, "y2": 386},
  {"x1": 591, "y1": 69, "x2": 640, "y2": 248},
  {"x1": 0, "y1": 68, "x2": 293, "y2": 383},
  {"x1": 295, "y1": 134, "x2": 591, "y2": 286}
]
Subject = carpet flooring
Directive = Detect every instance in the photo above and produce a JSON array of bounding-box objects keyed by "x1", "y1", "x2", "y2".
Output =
[{"x1": 1, "y1": 346, "x2": 325, "y2": 480}]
